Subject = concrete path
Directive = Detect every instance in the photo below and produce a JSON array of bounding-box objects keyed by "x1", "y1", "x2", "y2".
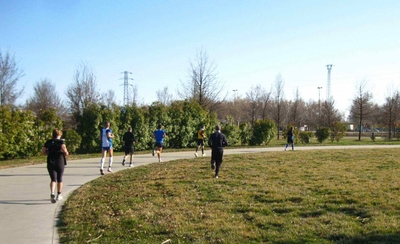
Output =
[{"x1": 1, "y1": 145, "x2": 399, "y2": 244}]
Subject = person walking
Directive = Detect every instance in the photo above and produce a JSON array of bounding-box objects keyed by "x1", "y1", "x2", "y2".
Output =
[
  {"x1": 99, "y1": 121, "x2": 115, "y2": 175},
  {"x1": 208, "y1": 125, "x2": 228, "y2": 179},
  {"x1": 122, "y1": 127, "x2": 136, "y2": 167},
  {"x1": 41, "y1": 129, "x2": 69, "y2": 203},
  {"x1": 152, "y1": 124, "x2": 166, "y2": 162},
  {"x1": 285, "y1": 126, "x2": 295, "y2": 151},
  {"x1": 195, "y1": 125, "x2": 206, "y2": 157}
]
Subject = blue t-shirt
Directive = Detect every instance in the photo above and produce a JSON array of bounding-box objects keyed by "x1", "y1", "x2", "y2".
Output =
[
  {"x1": 101, "y1": 128, "x2": 113, "y2": 148},
  {"x1": 154, "y1": 129, "x2": 166, "y2": 143}
]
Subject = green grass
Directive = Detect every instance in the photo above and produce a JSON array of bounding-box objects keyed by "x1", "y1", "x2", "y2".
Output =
[{"x1": 58, "y1": 148, "x2": 400, "y2": 243}]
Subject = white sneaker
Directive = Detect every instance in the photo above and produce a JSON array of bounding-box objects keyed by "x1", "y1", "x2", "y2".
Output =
[
  {"x1": 202, "y1": 153, "x2": 206, "y2": 157},
  {"x1": 194, "y1": 152, "x2": 198, "y2": 157},
  {"x1": 129, "y1": 163, "x2": 133, "y2": 167},
  {"x1": 107, "y1": 167, "x2": 113, "y2": 173},
  {"x1": 159, "y1": 158, "x2": 163, "y2": 163},
  {"x1": 56, "y1": 194, "x2": 63, "y2": 201},
  {"x1": 51, "y1": 193, "x2": 56, "y2": 203}
]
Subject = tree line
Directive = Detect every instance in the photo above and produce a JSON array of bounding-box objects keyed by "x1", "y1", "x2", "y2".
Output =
[{"x1": 1, "y1": 49, "x2": 399, "y2": 159}]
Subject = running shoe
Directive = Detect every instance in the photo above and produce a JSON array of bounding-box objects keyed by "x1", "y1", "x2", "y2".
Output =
[
  {"x1": 202, "y1": 153, "x2": 206, "y2": 157},
  {"x1": 56, "y1": 194, "x2": 63, "y2": 201},
  {"x1": 51, "y1": 193, "x2": 56, "y2": 204},
  {"x1": 129, "y1": 163, "x2": 133, "y2": 167},
  {"x1": 194, "y1": 152, "x2": 198, "y2": 157},
  {"x1": 122, "y1": 159, "x2": 125, "y2": 166},
  {"x1": 100, "y1": 169, "x2": 105, "y2": 175},
  {"x1": 211, "y1": 161, "x2": 215, "y2": 170},
  {"x1": 107, "y1": 167, "x2": 113, "y2": 173}
]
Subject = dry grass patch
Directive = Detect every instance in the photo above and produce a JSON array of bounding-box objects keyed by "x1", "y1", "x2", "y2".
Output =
[{"x1": 58, "y1": 149, "x2": 400, "y2": 243}]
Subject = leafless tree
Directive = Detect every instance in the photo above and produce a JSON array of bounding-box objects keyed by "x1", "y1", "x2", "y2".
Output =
[
  {"x1": 273, "y1": 74, "x2": 285, "y2": 139},
  {"x1": 66, "y1": 63, "x2": 100, "y2": 116},
  {"x1": 25, "y1": 78, "x2": 67, "y2": 117},
  {"x1": 320, "y1": 99, "x2": 342, "y2": 128},
  {"x1": 380, "y1": 86, "x2": 400, "y2": 139},
  {"x1": 0, "y1": 50, "x2": 24, "y2": 106},
  {"x1": 178, "y1": 48, "x2": 225, "y2": 112},
  {"x1": 246, "y1": 84, "x2": 264, "y2": 125},
  {"x1": 349, "y1": 80, "x2": 374, "y2": 140},
  {"x1": 156, "y1": 86, "x2": 173, "y2": 106},
  {"x1": 260, "y1": 86, "x2": 273, "y2": 120},
  {"x1": 288, "y1": 87, "x2": 306, "y2": 128},
  {"x1": 102, "y1": 90, "x2": 117, "y2": 108}
]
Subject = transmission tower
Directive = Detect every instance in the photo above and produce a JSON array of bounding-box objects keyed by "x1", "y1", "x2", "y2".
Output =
[
  {"x1": 121, "y1": 71, "x2": 133, "y2": 106},
  {"x1": 326, "y1": 64, "x2": 333, "y2": 101}
]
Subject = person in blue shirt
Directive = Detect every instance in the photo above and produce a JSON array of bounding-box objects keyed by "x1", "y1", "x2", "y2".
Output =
[
  {"x1": 152, "y1": 124, "x2": 166, "y2": 162},
  {"x1": 99, "y1": 121, "x2": 115, "y2": 175}
]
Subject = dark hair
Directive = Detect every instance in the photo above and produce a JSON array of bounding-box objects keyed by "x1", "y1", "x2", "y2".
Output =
[
  {"x1": 157, "y1": 124, "x2": 162, "y2": 129},
  {"x1": 215, "y1": 125, "x2": 221, "y2": 131}
]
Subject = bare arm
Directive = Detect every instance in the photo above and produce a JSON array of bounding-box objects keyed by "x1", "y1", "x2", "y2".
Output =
[{"x1": 61, "y1": 144, "x2": 69, "y2": 156}]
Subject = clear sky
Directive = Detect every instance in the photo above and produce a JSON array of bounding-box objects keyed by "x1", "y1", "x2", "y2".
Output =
[{"x1": 1, "y1": 0, "x2": 400, "y2": 117}]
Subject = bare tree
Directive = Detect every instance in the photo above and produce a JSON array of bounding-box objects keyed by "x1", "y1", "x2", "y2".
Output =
[
  {"x1": 273, "y1": 74, "x2": 285, "y2": 139},
  {"x1": 320, "y1": 99, "x2": 342, "y2": 128},
  {"x1": 66, "y1": 63, "x2": 100, "y2": 116},
  {"x1": 178, "y1": 48, "x2": 225, "y2": 112},
  {"x1": 349, "y1": 81, "x2": 374, "y2": 140},
  {"x1": 288, "y1": 87, "x2": 306, "y2": 128},
  {"x1": 0, "y1": 50, "x2": 24, "y2": 106},
  {"x1": 246, "y1": 84, "x2": 264, "y2": 125},
  {"x1": 260, "y1": 86, "x2": 273, "y2": 120},
  {"x1": 25, "y1": 78, "x2": 67, "y2": 116},
  {"x1": 102, "y1": 90, "x2": 117, "y2": 108},
  {"x1": 381, "y1": 86, "x2": 400, "y2": 139},
  {"x1": 156, "y1": 86, "x2": 173, "y2": 105}
]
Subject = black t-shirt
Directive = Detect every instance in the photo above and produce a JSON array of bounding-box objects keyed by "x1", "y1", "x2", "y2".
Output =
[
  {"x1": 44, "y1": 139, "x2": 65, "y2": 164},
  {"x1": 123, "y1": 132, "x2": 136, "y2": 147},
  {"x1": 208, "y1": 131, "x2": 228, "y2": 149}
]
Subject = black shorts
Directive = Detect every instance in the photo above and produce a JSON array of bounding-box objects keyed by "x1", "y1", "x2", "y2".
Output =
[
  {"x1": 197, "y1": 139, "x2": 204, "y2": 146},
  {"x1": 155, "y1": 142, "x2": 164, "y2": 148},
  {"x1": 124, "y1": 146, "x2": 134, "y2": 155},
  {"x1": 211, "y1": 148, "x2": 224, "y2": 163}
]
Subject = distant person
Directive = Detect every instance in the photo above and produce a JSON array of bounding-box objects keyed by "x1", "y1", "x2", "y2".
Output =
[
  {"x1": 99, "y1": 121, "x2": 115, "y2": 175},
  {"x1": 152, "y1": 124, "x2": 166, "y2": 162},
  {"x1": 285, "y1": 126, "x2": 295, "y2": 151},
  {"x1": 195, "y1": 125, "x2": 206, "y2": 157},
  {"x1": 41, "y1": 129, "x2": 69, "y2": 203},
  {"x1": 208, "y1": 125, "x2": 228, "y2": 179},
  {"x1": 122, "y1": 127, "x2": 137, "y2": 167}
]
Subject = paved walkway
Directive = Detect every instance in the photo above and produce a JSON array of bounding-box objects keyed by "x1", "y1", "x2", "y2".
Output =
[{"x1": 1, "y1": 145, "x2": 399, "y2": 244}]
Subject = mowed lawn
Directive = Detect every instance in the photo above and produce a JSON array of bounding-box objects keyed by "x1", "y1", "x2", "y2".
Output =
[{"x1": 58, "y1": 149, "x2": 400, "y2": 243}]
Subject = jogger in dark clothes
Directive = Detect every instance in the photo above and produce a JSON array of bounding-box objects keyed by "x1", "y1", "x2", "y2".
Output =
[{"x1": 208, "y1": 125, "x2": 228, "y2": 178}]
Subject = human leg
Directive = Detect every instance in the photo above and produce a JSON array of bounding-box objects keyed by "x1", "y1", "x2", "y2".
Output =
[
  {"x1": 107, "y1": 148, "x2": 113, "y2": 172},
  {"x1": 47, "y1": 163, "x2": 57, "y2": 203}
]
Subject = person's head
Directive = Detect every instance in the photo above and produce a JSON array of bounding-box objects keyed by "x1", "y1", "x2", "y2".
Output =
[
  {"x1": 157, "y1": 124, "x2": 162, "y2": 129},
  {"x1": 52, "y1": 129, "x2": 62, "y2": 139},
  {"x1": 200, "y1": 125, "x2": 205, "y2": 130},
  {"x1": 128, "y1": 127, "x2": 132, "y2": 132},
  {"x1": 104, "y1": 121, "x2": 110, "y2": 128},
  {"x1": 215, "y1": 125, "x2": 221, "y2": 131}
]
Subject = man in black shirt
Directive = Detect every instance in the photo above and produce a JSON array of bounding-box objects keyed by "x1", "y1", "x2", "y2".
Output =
[
  {"x1": 208, "y1": 125, "x2": 228, "y2": 178},
  {"x1": 122, "y1": 127, "x2": 137, "y2": 167}
]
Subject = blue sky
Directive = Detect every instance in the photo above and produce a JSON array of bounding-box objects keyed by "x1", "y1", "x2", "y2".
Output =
[{"x1": 1, "y1": 0, "x2": 400, "y2": 116}]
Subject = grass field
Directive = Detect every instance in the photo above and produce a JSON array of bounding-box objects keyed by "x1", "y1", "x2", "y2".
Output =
[{"x1": 58, "y1": 148, "x2": 400, "y2": 243}]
